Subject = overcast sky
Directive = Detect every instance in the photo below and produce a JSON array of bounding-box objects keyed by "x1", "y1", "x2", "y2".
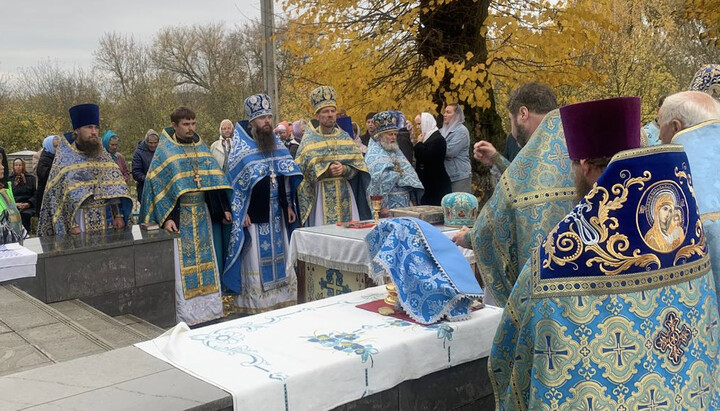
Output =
[{"x1": 0, "y1": 0, "x2": 263, "y2": 77}]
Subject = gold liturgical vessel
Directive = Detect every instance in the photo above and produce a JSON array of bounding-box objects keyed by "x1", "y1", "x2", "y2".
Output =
[{"x1": 370, "y1": 195, "x2": 383, "y2": 226}]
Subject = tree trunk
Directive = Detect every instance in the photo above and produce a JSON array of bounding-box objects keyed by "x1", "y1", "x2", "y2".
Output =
[{"x1": 418, "y1": 0, "x2": 505, "y2": 202}]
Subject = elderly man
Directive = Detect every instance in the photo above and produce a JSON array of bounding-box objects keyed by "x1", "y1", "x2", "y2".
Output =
[
  {"x1": 38, "y1": 104, "x2": 132, "y2": 237},
  {"x1": 365, "y1": 111, "x2": 423, "y2": 216},
  {"x1": 491, "y1": 96, "x2": 720, "y2": 409},
  {"x1": 453, "y1": 84, "x2": 571, "y2": 307},
  {"x1": 295, "y1": 86, "x2": 371, "y2": 226},
  {"x1": 223, "y1": 94, "x2": 303, "y2": 314},
  {"x1": 658, "y1": 90, "x2": 720, "y2": 315},
  {"x1": 140, "y1": 106, "x2": 232, "y2": 326},
  {"x1": 211, "y1": 119, "x2": 234, "y2": 173}
]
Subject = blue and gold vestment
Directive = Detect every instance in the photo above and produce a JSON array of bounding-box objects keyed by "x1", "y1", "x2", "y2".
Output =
[
  {"x1": 37, "y1": 136, "x2": 132, "y2": 237},
  {"x1": 490, "y1": 145, "x2": 720, "y2": 410},
  {"x1": 140, "y1": 128, "x2": 231, "y2": 301},
  {"x1": 365, "y1": 139, "x2": 423, "y2": 209},
  {"x1": 673, "y1": 120, "x2": 720, "y2": 316},
  {"x1": 295, "y1": 123, "x2": 371, "y2": 226},
  {"x1": 223, "y1": 121, "x2": 302, "y2": 294},
  {"x1": 471, "y1": 110, "x2": 576, "y2": 306}
]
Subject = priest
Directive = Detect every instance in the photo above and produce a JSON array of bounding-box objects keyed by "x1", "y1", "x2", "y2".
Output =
[
  {"x1": 490, "y1": 97, "x2": 720, "y2": 409},
  {"x1": 223, "y1": 94, "x2": 303, "y2": 314},
  {"x1": 38, "y1": 103, "x2": 132, "y2": 237},
  {"x1": 365, "y1": 111, "x2": 423, "y2": 216},
  {"x1": 295, "y1": 86, "x2": 371, "y2": 226},
  {"x1": 140, "y1": 106, "x2": 232, "y2": 326}
]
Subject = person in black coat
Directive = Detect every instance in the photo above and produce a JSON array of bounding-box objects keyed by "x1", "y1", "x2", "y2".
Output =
[
  {"x1": 35, "y1": 135, "x2": 59, "y2": 214},
  {"x1": 132, "y1": 129, "x2": 160, "y2": 202},
  {"x1": 9, "y1": 158, "x2": 37, "y2": 232},
  {"x1": 397, "y1": 127, "x2": 414, "y2": 164},
  {"x1": 0, "y1": 146, "x2": 8, "y2": 187},
  {"x1": 413, "y1": 113, "x2": 452, "y2": 206}
]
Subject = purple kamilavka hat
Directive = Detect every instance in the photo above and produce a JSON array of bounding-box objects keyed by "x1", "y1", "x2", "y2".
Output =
[{"x1": 559, "y1": 97, "x2": 642, "y2": 160}]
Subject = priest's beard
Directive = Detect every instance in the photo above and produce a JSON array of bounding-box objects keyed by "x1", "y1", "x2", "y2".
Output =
[
  {"x1": 252, "y1": 125, "x2": 276, "y2": 153},
  {"x1": 75, "y1": 136, "x2": 102, "y2": 157},
  {"x1": 574, "y1": 166, "x2": 592, "y2": 203},
  {"x1": 380, "y1": 140, "x2": 399, "y2": 152}
]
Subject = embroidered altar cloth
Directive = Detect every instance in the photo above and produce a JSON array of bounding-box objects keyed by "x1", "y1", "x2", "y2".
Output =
[{"x1": 136, "y1": 286, "x2": 502, "y2": 411}]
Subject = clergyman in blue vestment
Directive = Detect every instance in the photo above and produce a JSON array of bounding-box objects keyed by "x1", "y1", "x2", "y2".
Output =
[
  {"x1": 38, "y1": 103, "x2": 132, "y2": 237},
  {"x1": 659, "y1": 90, "x2": 720, "y2": 316},
  {"x1": 223, "y1": 94, "x2": 303, "y2": 314},
  {"x1": 140, "y1": 106, "x2": 232, "y2": 326},
  {"x1": 491, "y1": 96, "x2": 720, "y2": 409}
]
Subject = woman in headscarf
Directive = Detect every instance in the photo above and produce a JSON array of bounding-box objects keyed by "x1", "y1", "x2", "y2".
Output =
[
  {"x1": 102, "y1": 130, "x2": 130, "y2": 185},
  {"x1": 414, "y1": 112, "x2": 452, "y2": 205},
  {"x1": 35, "y1": 135, "x2": 59, "y2": 213},
  {"x1": 9, "y1": 158, "x2": 36, "y2": 233},
  {"x1": 289, "y1": 120, "x2": 307, "y2": 158},
  {"x1": 132, "y1": 129, "x2": 160, "y2": 202},
  {"x1": 440, "y1": 103, "x2": 472, "y2": 193},
  {"x1": 210, "y1": 119, "x2": 234, "y2": 173},
  {"x1": 351, "y1": 121, "x2": 368, "y2": 154}
]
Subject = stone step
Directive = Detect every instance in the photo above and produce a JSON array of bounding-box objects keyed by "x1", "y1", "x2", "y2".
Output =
[
  {"x1": 113, "y1": 314, "x2": 165, "y2": 339},
  {"x1": 0, "y1": 285, "x2": 114, "y2": 377},
  {"x1": 49, "y1": 300, "x2": 164, "y2": 348}
]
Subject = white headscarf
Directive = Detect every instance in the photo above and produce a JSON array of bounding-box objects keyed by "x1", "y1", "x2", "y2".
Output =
[
  {"x1": 420, "y1": 112, "x2": 439, "y2": 142},
  {"x1": 439, "y1": 104, "x2": 465, "y2": 137}
]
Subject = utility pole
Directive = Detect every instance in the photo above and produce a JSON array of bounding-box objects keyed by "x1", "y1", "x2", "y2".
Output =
[{"x1": 261, "y1": 0, "x2": 279, "y2": 118}]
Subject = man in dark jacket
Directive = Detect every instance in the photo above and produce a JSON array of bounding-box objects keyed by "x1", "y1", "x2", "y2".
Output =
[
  {"x1": 132, "y1": 129, "x2": 159, "y2": 202},
  {"x1": 360, "y1": 112, "x2": 376, "y2": 147}
]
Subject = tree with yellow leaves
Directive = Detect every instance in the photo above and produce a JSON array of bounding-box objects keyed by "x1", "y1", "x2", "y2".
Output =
[{"x1": 281, "y1": 0, "x2": 609, "y2": 142}]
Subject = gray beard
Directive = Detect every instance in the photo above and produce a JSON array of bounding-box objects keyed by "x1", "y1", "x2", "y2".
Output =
[
  {"x1": 380, "y1": 140, "x2": 399, "y2": 151},
  {"x1": 252, "y1": 126, "x2": 276, "y2": 153}
]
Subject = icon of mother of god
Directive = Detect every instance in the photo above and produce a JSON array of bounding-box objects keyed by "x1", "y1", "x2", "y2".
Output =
[{"x1": 643, "y1": 191, "x2": 686, "y2": 253}]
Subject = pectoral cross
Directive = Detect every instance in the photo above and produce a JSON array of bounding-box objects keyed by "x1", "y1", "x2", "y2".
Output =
[
  {"x1": 192, "y1": 165, "x2": 202, "y2": 188},
  {"x1": 393, "y1": 159, "x2": 403, "y2": 175},
  {"x1": 269, "y1": 168, "x2": 277, "y2": 184}
]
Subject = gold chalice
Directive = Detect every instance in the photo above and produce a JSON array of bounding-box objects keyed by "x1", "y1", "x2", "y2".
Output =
[
  {"x1": 370, "y1": 195, "x2": 383, "y2": 226},
  {"x1": 384, "y1": 277, "x2": 399, "y2": 306}
]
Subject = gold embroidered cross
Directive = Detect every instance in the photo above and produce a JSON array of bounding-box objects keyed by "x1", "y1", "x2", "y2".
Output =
[{"x1": 192, "y1": 165, "x2": 202, "y2": 188}]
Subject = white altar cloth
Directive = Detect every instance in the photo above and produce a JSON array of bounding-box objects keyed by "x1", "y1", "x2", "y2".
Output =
[
  {"x1": 137, "y1": 286, "x2": 502, "y2": 411},
  {"x1": 287, "y1": 222, "x2": 474, "y2": 275},
  {"x1": 0, "y1": 243, "x2": 37, "y2": 282}
]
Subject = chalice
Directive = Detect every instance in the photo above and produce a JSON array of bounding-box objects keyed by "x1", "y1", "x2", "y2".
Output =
[
  {"x1": 384, "y1": 277, "x2": 399, "y2": 307},
  {"x1": 370, "y1": 195, "x2": 383, "y2": 226}
]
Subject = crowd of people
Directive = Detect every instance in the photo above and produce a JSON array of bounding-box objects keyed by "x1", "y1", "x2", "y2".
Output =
[{"x1": 2, "y1": 63, "x2": 720, "y2": 407}]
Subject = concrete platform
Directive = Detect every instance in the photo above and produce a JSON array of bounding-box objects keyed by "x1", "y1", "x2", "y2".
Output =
[{"x1": 0, "y1": 285, "x2": 165, "y2": 377}]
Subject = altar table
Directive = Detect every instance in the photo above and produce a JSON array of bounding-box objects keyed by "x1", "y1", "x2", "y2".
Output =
[
  {"x1": 287, "y1": 223, "x2": 475, "y2": 302},
  {"x1": 137, "y1": 286, "x2": 502, "y2": 411}
]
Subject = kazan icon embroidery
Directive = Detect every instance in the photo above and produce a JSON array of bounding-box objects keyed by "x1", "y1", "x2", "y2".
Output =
[{"x1": 638, "y1": 182, "x2": 688, "y2": 253}]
